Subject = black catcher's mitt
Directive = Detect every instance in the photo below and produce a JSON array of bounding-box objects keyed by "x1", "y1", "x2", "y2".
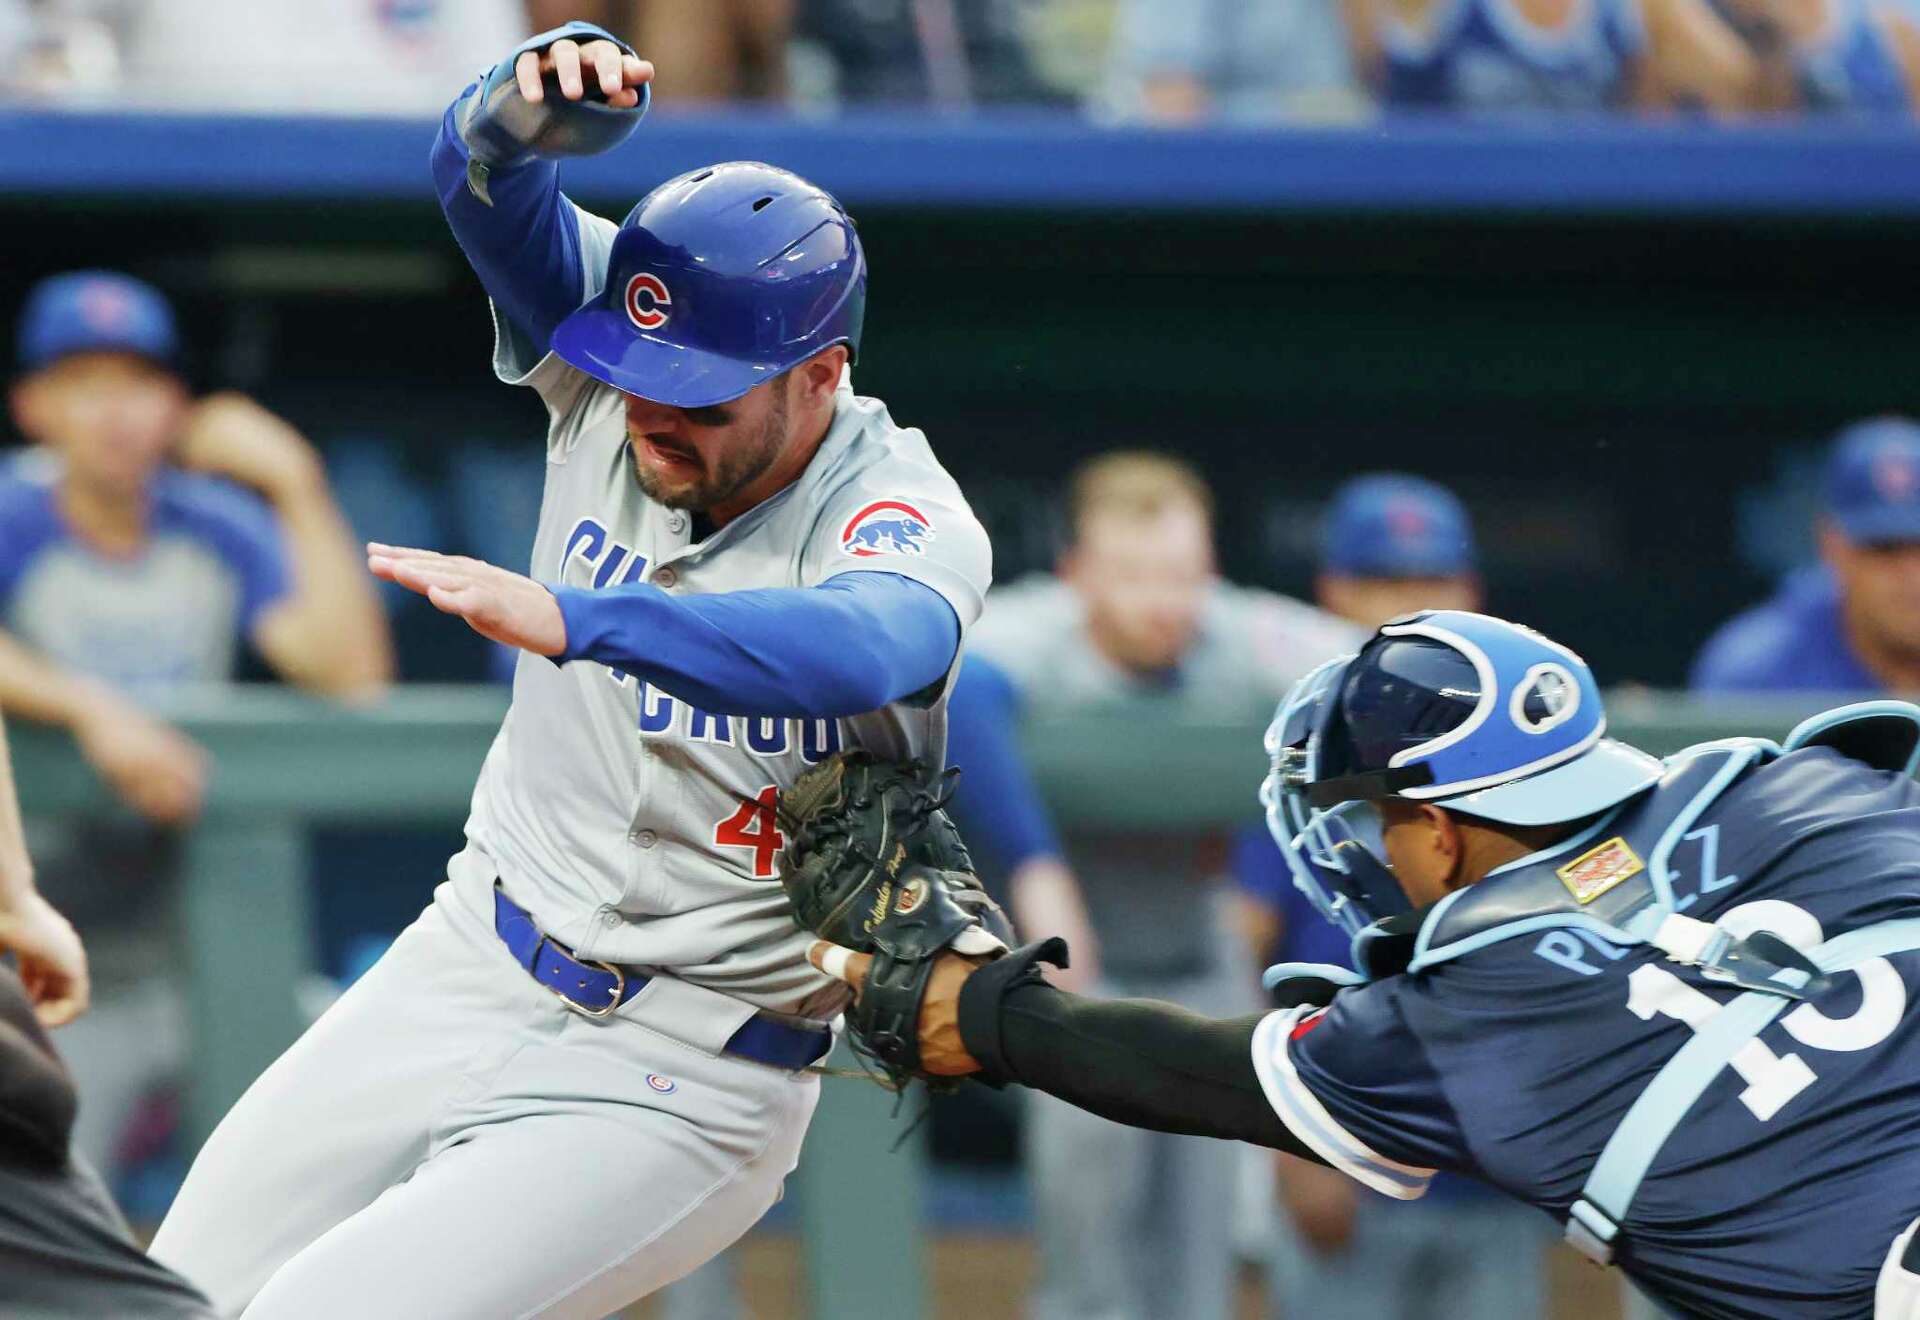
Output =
[{"x1": 779, "y1": 752, "x2": 1010, "y2": 1088}]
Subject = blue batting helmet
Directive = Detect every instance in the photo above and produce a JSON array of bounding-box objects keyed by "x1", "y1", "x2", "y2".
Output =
[
  {"x1": 1262, "y1": 611, "x2": 1663, "y2": 935},
  {"x1": 551, "y1": 162, "x2": 866, "y2": 408}
]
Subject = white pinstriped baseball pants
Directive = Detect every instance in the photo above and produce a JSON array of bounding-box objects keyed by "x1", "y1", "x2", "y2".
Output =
[{"x1": 149, "y1": 885, "x2": 818, "y2": 1320}]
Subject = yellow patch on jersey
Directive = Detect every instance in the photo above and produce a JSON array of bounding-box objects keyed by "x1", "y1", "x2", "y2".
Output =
[{"x1": 1556, "y1": 836, "x2": 1645, "y2": 905}]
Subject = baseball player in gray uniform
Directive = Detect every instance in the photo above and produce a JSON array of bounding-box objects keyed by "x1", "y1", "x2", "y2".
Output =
[
  {"x1": 149, "y1": 23, "x2": 990, "y2": 1319},
  {"x1": 947, "y1": 452, "x2": 1360, "y2": 1320}
]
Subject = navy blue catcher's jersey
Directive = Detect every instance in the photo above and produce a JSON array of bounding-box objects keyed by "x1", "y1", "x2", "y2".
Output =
[{"x1": 1253, "y1": 745, "x2": 1920, "y2": 1320}]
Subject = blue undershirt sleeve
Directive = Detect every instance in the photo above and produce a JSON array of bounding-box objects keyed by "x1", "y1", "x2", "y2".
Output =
[
  {"x1": 431, "y1": 88, "x2": 587, "y2": 353},
  {"x1": 550, "y1": 571, "x2": 960, "y2": 719},
  {"x1": 943, "y1": 655, "x2": 1066, "y2": 875}
]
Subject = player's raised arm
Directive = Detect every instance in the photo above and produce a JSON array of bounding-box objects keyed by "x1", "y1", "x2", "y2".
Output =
[{"x1": 430, "y1": 22, "x2": 655, "y2": 355}]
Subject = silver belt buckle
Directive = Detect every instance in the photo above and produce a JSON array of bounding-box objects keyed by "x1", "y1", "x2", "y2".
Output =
[{"x1": 535, "y1": 934, "x2": 626, "y2": 1019}]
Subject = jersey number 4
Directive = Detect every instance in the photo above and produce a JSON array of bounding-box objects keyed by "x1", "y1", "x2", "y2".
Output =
[
  {"x1": 1625, "y1": 899, "x2": 1908, "y2": 1121},
  {"x1": 715, "y1": 786, "x2": 786, "y2": 878}
]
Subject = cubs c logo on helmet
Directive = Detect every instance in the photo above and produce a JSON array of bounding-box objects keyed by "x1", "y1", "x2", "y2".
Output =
[
  {"x1": 840, "y1": 500, "x2": 935, "y2": 558},
  {"x1": 624, "y1": 272, "x2": 672, "y2": 332}
]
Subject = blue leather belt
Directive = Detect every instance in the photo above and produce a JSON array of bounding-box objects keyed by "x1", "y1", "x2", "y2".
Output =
[{"x1": 492, "y1": 887, "x2": 831, "y2": 1071}]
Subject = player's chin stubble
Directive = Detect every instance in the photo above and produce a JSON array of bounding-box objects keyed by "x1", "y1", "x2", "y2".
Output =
[{"x1": 628, "y1": 385, "x2": 789, "y2": 513}]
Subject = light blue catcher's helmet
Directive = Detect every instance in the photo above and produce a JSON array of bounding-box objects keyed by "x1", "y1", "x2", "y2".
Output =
[{"x1": 1261, "y1": 610, "x2": 1664, "y2": 938}]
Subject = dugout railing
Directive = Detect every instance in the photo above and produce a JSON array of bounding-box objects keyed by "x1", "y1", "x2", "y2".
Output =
[{"x1": 9, "y1": 686, "x2": 1858, "y2": 1316}]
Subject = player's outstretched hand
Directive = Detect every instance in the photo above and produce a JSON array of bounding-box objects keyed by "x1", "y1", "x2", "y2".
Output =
[
  {"x1": 367, "y1": 544, "x2": 566, "y2": 656},
  {"x1": 806, "y1": 941, "x2": 985, "y2": 1077},
  {"x1": 0, "y1": 893, "x2": 90, "y2": 1027},
  {"x1": 515, "y1": 37, "x2": 653, "y2": 109}
]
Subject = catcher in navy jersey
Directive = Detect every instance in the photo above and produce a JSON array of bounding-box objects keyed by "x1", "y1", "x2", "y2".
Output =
[{"x1": 807, "y1": 609, "x2": 1920, "y2": 1320}]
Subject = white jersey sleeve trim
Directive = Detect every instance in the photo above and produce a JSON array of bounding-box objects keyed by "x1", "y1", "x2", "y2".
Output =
[{"x1": 1251, "y1": 1006, "x2": 1437, "y2": 1200}]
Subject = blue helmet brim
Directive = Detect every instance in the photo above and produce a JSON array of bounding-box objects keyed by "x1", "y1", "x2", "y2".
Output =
[
  {"x1": 1437, "y1": 738, "x2": 1663, "y2": 827},
  {"x1": 550, "y1": 304, "x2": 787, "y2": 409}
]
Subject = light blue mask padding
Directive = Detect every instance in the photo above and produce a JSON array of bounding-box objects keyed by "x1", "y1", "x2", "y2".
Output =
[{"x1": 1261, "y1": 961, "x2": 1370, "y2": 994}]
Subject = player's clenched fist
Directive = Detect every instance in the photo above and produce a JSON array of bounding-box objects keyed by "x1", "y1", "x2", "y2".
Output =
[
  {"x1": 514, "y1": 38, "x2": 652, "y2": 109},
  {"x1": 367, "y1": 544, "x2": 568, "y2": 656}
]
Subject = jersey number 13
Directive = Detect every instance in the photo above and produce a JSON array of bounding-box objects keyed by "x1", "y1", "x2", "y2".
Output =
[{"x1": 1624, "y1": 900, "x2": 1908, "y2": 1121}]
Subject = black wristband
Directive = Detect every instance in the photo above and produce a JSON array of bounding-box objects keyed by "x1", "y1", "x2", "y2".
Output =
[{"x1": 957, "y1": 937, "x2": 1069, "y2": 1086}]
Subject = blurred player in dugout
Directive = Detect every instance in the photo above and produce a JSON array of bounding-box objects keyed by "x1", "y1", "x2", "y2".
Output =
[
  {"x1": 1234, "y1": 473, "x2": 1558, "y2": 1319},
  {"x1": 1, "y1": 271, "x2": 391, "y2": 1191},
  {"x1": 1695, "y1": 416, "x2": 1920, "y2": 695},
  {"x1": 946, "y1": 451, "x2": 1360, "y2": 1320}
]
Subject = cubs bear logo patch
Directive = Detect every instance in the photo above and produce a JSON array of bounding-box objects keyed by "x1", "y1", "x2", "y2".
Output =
[
  {"x1": 840, "y1": 500, "x2": 935, "y2": 558},
  {"x1": 1556, "y1": 836, "x2": 1644, "y2": 904},
  {"x1": 624, "y1": 272, "x2": 672, "y2": 331}
]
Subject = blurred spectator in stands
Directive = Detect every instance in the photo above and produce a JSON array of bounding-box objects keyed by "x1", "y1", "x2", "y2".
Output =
[
  {"x1": 947, "y1": 452, "x2": 1359, "y2": 1320},
  {"x1": 534, "y1": 1, "x2": 789, "y2": 101},
  {"x1": 796, "y1": 0, "x2": 1058, "y2": 105},
  {"x1": 1693, "y1": 416, "x2": 1920, "y2": 692},
  {"x1": 1342, "y1": 0, "x2": 1762, "y2": 113},
  {"x1": 1099, "y1": 0, "x2": 1369, "y2": 123},
  {"x1": 1708, "y1": 0, "x2": 1920, "y2": 112},
  {"x1": 12, "y1": 0, "x2": 523, "y2": 112},
  {"x1": 1, "y1": 271, "x2": 391, "y2": 1197},
  {"x1": 1234, "y1": 473, "x2": 1553, "y2": 1319},
  {"x1": 0, "y1": 1, "x2": 117, "y2": 100},
  {"x1": 1315, "y1": 473, "x2": 1480, "y2": 630}
]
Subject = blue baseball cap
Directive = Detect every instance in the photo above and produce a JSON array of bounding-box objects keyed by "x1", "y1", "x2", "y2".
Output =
[
  {"x1": 1321, "y1": 474, "x2": 1476, "y2": 578},
  {"x1": 16, "y1": 271, "x2": 179, "y2": 374},
  {"x1": 1826, "y1": 417, "x2": 1920, "y2": 545},
  {"x1": 1265, "y1": 610, "x2": 1665, "y2": 937},
  {"x1": 1301, "y1": 611, "x2": 1661, "y2": 826}
]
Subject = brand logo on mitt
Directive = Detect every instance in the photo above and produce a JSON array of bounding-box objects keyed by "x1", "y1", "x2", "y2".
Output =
[
  {"x1": 840, "y1": 500, "x2": 934, "y2": 558},
  {"x1": 1557, "y1": 836, "x2": 1644, "y2": 904},
  {"x1": 646, "y1": 1073, "x2": 677, "y2": 1094},
  {"x1": 886, "y1": 842, "x2": 907, "y2": 877},
  {"x1": 865, "y1": 882, "x2": 893, "y2": 934},
  {"x1": 624, "y1": 272, "x2": 672, "y2": 331},
  {"x1": 895, "y1": 876, "x2": 929, "y2": 916}
]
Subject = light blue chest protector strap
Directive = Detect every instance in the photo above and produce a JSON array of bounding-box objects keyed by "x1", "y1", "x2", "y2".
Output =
[
  {"x1": 1565, "y1": 701, "x2": 1920, "y2": 1266},
  {"x1": 1261, "y1": 701, "x2": 1920, "y2": 1269},
  {"x1": 1566, "y1": 916, "x2": 1920, "y2": 1265}
]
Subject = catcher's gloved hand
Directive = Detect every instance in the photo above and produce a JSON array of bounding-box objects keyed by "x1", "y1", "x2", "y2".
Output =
[{"x1": 779, "y1": 752, "x2": 1010, "y2": 1089}]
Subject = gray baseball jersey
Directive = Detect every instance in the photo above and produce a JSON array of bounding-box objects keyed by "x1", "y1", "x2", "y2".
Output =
[
  {"x1": 967, "y1": 575, "x2": 1360, "y2": 976},
  {"x1": 443, "y1": 202, "x2": 991, "y2": 1017}
]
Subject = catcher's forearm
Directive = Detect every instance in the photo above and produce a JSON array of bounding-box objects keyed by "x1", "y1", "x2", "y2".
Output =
[{"x1": 956, "y1": 962, "x2": 1321, "y2": 1160}]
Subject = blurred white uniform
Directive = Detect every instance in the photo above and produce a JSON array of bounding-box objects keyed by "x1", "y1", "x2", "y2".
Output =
[
  {"x1": 75, "y1": 0, "x2": 527, "y2": 113},
  {"x1": 968, "y1": 574, "x2": 1358, "y2": 1320}
]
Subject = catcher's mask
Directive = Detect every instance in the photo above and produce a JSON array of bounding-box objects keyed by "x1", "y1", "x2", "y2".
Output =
[{"x1": 1260, "y1": 610, "x2": 1663, "y2": 939}]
